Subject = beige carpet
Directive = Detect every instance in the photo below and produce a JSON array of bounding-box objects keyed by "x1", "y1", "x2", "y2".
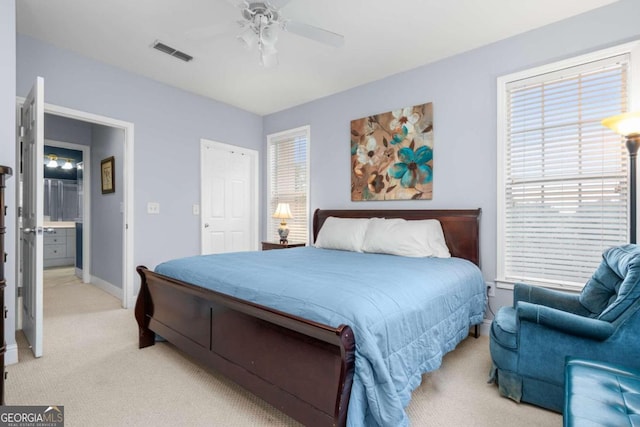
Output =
[{"x1": 6, "y1": 267, "x2": 561, "y2": 426}]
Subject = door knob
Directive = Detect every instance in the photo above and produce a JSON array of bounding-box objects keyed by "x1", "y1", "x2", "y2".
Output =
[
  {"x1": 204, "y1": 223, "x2": 210, "y2": 228},
  {"x1": 23, "y1": 227, "x2": 44, "y2": 234}
]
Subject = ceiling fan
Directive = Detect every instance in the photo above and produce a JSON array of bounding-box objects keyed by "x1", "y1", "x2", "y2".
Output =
[{"x1": 224, "y1": 0, "x2": 345, "y2": 67}]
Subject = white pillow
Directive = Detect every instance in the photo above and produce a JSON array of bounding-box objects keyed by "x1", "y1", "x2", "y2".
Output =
[
  {"x1": 422, "y1": 219, "x2": 451, "y2": 258},
  {"x1": 362, "y1": 218, "x2": 451, "y2": 258},
  {"x1": 314, "y1": 217, "x2": 371, "y2": 252}
]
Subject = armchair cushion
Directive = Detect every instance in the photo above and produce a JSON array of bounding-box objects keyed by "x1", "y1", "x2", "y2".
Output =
[
  {"x1": 597, "y1": 245, "x2": 640, "y2": 322},
  {"x1": 579, "y1": 257, "x2": 623, "y2": 316},
  {"x1": 564, "y1": 358, "x2": 640, "y2": 427},
  {"x1": 580, "y1": 245, "x2": 640, "y2": 321}
]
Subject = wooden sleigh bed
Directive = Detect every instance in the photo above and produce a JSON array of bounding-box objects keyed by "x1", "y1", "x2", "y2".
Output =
[{"x1": 135, "y1": 208, "x2": 481, "y2": 426}]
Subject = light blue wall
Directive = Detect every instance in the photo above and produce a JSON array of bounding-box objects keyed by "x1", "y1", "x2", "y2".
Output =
[
  {"x1": 0, "y1": 0, "x2": 17, "y2": 357},
  {"x1": 17, "y1": 35, "x2": 264, "y2": 274},
  {"x1": 91, "y1": 124, "x2": 124, "y2": 288},
  {"x1": 263, "y1": 0, "x2": 640, "y2": 311},
  {"x1": 45, "y1": 114, "x2": 92, "y2": 146}
]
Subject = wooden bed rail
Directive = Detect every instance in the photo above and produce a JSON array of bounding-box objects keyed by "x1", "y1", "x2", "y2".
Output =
[
  {"x1": 136, "y1": 266, "x2": 354, "y2": 346},
  {"x1": 135, "y1": 265, "x2": 356, "y2": 427}
]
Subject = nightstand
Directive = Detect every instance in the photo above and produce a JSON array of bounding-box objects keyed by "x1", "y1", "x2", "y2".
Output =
[{"x1": 261, "y1": 241, "x2": 306, "y2": 251}]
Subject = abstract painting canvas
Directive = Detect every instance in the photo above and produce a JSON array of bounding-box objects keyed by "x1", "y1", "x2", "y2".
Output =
[{"x1": 351, "y1": 102, "x2": 434, "y2": 200}]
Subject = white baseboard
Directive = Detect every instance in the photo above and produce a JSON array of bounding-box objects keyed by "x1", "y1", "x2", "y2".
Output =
[
  {"x1": 480, "y1": 319, "x2": 492, "y2": 336},
  {"x1": 90, "y1": 275, "x2": 123, "y2": 300},
  {"x1": 127, "y1": 295, "x2": 137, "y2": 310},
  {"x1": 75, "y1": 267, "x2": 83, "y2": 278},
  {"x1": 5, "y1": 343, "x2": 18, "y2": 365}
]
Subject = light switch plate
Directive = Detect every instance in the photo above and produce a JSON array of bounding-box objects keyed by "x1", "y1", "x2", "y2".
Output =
[{"x1": 147, "y1": 202, "x2": 160, "y2": 214}]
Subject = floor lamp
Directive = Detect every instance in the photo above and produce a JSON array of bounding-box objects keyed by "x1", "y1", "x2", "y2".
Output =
[{"x1": 602, "y1": 111, "x2": 640, "y2": 244}]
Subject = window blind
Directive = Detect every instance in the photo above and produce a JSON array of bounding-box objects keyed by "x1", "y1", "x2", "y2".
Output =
[
  {"x1": 502, "y1": 54, "x2": 629, "y2": 288},
  {"x1": 267, "y1": 126, "x2": 309, "y2": 244}
]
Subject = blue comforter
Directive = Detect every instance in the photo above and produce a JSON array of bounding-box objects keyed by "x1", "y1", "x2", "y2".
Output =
[{"x1": 155, "y1": 247, "x2": 485, "y2": 426}]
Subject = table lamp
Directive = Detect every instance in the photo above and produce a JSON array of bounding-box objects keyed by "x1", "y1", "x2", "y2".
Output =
[
  {"x1": 272, "y1": 203, "x2": 293, "y2": 244},
  {"x1": 602, "y1": 111, "x2": 640, "y2": 244}
]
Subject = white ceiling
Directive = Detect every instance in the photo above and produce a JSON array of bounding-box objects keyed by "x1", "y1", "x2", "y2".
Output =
[{"x1": 16, "y1": 0, "x2": 618, "y2": 115}]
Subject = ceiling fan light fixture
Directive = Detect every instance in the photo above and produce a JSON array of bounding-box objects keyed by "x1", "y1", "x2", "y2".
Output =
[
  {"x1": 261, "y1": 26, "x2": 278, "y2": 45},
  {"x1": 261, "y1": 51, "x2": 278, "y2": 68},
  {"x1": 238, "y1": 29, "x2": 258, "y2": 50},
  {"x1": 261, "y1": 42, "x2": 277, "y2": 56}
]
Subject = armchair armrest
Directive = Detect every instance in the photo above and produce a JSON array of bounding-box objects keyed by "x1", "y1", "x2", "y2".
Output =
[
  {"x1": 516, "y1": 301, "x2": 614, "y2": 341},
  {"x1": 514, "y1": 283, "x2": 589, "y2": 316}
]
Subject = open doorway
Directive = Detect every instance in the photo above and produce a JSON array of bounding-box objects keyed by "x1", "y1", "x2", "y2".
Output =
[
  {"x1": 32, "y1": 104, "x2": 135, "y2": 309},
  {"x1": 40, "y1": 115, "x2": 126, "y2": 301},
  {"x1": 15, "y1": 92, "x2": 134, "y2": 359}
]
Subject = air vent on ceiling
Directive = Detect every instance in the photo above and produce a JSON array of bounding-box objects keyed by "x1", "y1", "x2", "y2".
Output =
[{"x1": 152, "y1": 40, "x2": 193, "y2": 62}]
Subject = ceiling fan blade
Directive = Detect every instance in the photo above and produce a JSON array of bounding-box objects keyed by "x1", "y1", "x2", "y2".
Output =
[
  {"x1": 283, "y1": 20, "x2": 344, "y2": 48},
  {"x1": 266, "y1": 0, "x2": 293, "y2": 9}
]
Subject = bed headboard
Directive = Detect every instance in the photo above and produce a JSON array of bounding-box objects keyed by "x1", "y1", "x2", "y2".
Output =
[{"x1": 312, "y1": 209, "x2": 481, "y2": 266}]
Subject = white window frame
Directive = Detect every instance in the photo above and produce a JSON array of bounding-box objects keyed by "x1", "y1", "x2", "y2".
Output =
[
  {"x1": 497, "y1": 40, "x2": 640, "y2": 291},
  {"x1": 266, "y1": 125, "x2": 311, "y2": 244}
]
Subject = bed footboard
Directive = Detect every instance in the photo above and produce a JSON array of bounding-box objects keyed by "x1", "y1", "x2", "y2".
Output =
[{"x1": 135, "y1": 266, "x2": 356, "y2": 427}]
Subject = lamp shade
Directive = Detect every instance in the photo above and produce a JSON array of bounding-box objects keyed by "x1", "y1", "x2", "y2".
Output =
[
  {"x1": 272, "y1": 203, "x2": 293, "y2": 219},
  {"x1": 601, "y1": 111, "x2": 640, "y2": 137}
]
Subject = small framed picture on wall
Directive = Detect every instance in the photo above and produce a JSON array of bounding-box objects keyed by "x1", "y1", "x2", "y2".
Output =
[{"x1": 101, "y1": 156, "x2": 115, "y2": 194}]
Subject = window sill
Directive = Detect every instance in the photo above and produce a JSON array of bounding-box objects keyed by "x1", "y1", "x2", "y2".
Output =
[{"x1": 495, "y1": 279, "x2": 582, "y2": 293}]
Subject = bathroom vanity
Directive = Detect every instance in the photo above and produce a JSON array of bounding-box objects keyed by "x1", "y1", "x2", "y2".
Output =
[{"x1": 43, "y1": 221, "x2": 76, "y2": 268}]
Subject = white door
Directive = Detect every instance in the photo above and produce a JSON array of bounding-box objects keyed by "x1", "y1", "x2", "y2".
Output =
[
  {"x1": 201, "y1": 140, "x2": 257, "y2": 254},
  {"x1": 20, "y1": 77, "x2": 45, "y2": 358}
]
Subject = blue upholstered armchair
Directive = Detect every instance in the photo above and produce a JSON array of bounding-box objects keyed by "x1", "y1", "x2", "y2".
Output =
[{"x1": 489, "y1": 244, "x2": 640, "y2": 412}]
